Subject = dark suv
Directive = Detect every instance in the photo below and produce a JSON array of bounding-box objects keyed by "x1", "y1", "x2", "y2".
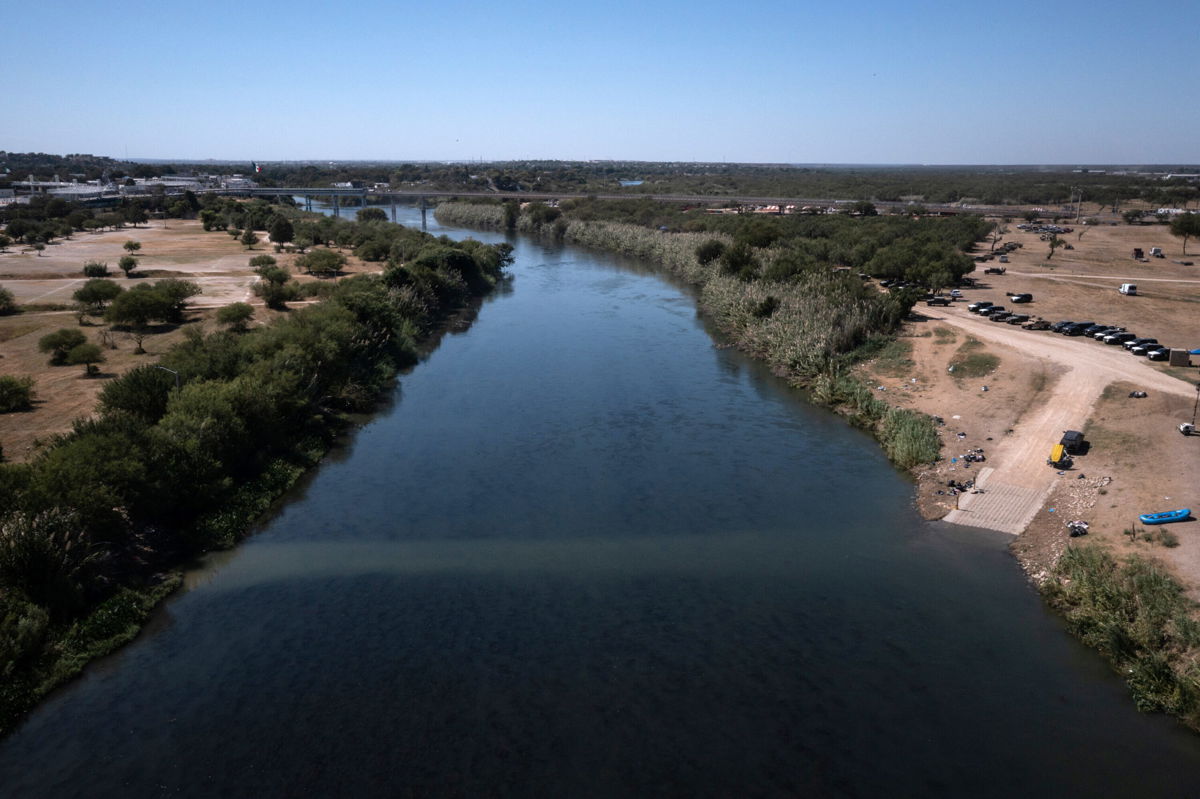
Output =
[
  {"x1": 1104, "y1": 331, "x2": 1137, "y2": 345},
  {"x1": 968, "y1": 300, "x2": 994, "y2": 313},
  {"x1": 1064, "y1": 322, "x2": 1095, "y2": 336}
]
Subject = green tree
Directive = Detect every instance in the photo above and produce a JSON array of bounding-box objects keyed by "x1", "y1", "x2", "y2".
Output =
[
  {"x1": 1046, "y1": 234, "x2": 1065, "y2": 260},
  {"x1": 105, "y1": 286, "x2": 170, "y2": 352},
  {"x1": 255, "y1": 265, "x2": 290, "y2": 285},
  {"x1": 153, "y1": 278, "x2": 203, "y2": 322},
  {"x1": 719, "y1": 242, "x2": 758, "y2": 279},
  {"x1": 248, "y1": 255, "x2": 277, "y2": 269},
  {"x1": 356, "y1": 207, "x2": 387, "y2": 223},
  {"x1": 269, "y1": 216, "x2": 294, "y2": 244},
  {"x1": 32, "y1": 243, "x2": 46, "y2": 257},
  {"x1": 0, "y1": 375, "x2": 35, "y2": 413},
  {"x1": 38, "y1": 329, "x2": 87, "y2": 364},
  {"x1": 0, "y1": 286, "x2": 16, "y2": 315},
  {"x1": 123, "y1": 240, "x2": 141, "y2": 256},
  {"x1": 97, "y1": 364, "x2": 176, "y2": 423},
  {"x1": 216, "y1": 302, "x2": 254, "y2": 332},
  {"x1": 72, "y1": 279, "x2": 123, "y2": 316},
  {"x1": 1169, "y1": 212, "x2": 1200, "y2": 255},
  {"x1": 296, "y1": 248, "x2": 346, "y2": 277},
  {"x1": 240, "y1": 229, "x2": 259, "y2": 250},
  {"x1": 66, "y1": 342, "x2": 104, "y2": 376},
  {"x1": 123, "y1": 204, "x2": 148, "y2": 227},
  {"x1": 118, "y1": 255, "x2": 138, "y2": 277}
]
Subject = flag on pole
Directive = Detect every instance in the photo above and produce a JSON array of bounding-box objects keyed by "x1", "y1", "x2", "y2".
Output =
[{"x1": 253, "y1": 161, "x2": 262, "y2": 174}]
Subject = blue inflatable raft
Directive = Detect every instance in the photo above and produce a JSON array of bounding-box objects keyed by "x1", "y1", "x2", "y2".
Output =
[{"x1": 1139, "y1": 508, "x2": 1192, "y2": 525}]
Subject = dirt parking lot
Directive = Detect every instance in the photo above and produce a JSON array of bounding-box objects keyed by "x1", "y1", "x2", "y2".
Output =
[{"x1": 862, "y1": 218, "x2": 1200, "y2": 585}]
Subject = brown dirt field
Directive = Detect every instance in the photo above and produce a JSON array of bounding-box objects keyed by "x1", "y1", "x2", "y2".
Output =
[
  {"x1": 861, "y1": 218, "x2": 1199, "y2": 584},
  {"x1": 0, "y1": 220, "x2": 382, "y2": 461}
]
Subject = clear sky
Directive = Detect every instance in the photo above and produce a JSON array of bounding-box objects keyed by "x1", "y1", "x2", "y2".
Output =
[{"x1": 3, "y1": 0, "x2": 1196, "y2": 164}]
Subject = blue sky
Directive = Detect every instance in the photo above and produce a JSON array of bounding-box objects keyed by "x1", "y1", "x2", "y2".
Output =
[{"x1": 3, "y1": 0, "x2": 1196, "y2": 164}]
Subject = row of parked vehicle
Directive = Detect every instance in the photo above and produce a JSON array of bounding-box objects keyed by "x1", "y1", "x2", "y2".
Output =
[{"x1": 964, "y1": 300, "x2": 1173, "y2": 360}]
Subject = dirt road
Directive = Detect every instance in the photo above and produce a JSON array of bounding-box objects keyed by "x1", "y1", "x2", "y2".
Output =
[{"x1": 928, "y1": 305, "x2": 1195, "y2": 534}]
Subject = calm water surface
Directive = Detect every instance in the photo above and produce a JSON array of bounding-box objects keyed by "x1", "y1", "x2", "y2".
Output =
[{"x1": 3, "y1": 206, "x2": 1200, "y2": 796}]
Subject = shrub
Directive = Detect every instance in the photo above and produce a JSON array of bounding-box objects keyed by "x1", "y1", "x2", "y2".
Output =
[
  {"x1": 0, "y1": 286, "x2": 16, "y2": 315},
  {"x1": 248, "y1": 255, "x2": 277, "y2": 269},
  {"x1": 216, "y1": 302, "x2": 254, "y2": 332},
  {"x1": 97, "y1": 364, "x2": 176, "y2": 423},
  {"x1": 0, "y1": 376, "x2": 35, "y2": 413},
  {"x1": 82, "y1": 261, "x2": 109, "y2": 278},
  {"x1": 695, "y1": 239, "x2": 726, "y2": 265},
  {"x1": 296, "y1": 248, "x2": 346, "y2": 277},
  {"x1": 0, "y1": 509, "x2": 100, "y2": 617},
  {"x1": 38, "y1": 329, "x2": 87, "y2": 365}
]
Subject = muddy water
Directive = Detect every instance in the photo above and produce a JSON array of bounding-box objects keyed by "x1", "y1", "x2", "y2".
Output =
[{"x1": 3, "y1": 208, "x2": 1200, "y2": 796}]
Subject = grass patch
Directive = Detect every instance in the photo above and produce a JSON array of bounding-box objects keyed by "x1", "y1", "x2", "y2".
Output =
[
  {"x1": 932, "y1": 326, "x2": 957, "y2": 343},
  {"x1": 1082, "y1": 423, "x2": 1140, "y2": 463},
  {"x1": 1043, "y1": 544, "x2": 1200, "y2": 726},
  {"x1": 948, "y1": 337, "x2": 1000, "y2": 379},
  {"x1": 0, "y1": 320, "x2": 44, "y2": 342},
  {"x1": 870, "y1": 338, "x2": 914, "y2": 378}
]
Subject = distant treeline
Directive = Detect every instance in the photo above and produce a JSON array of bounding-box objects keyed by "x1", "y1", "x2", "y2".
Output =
[
  {"x1": 6, "y1": 152, "x2": 1199, "y2": 209},
  {"x1": 0, "y1": 207, "x2": 512, "y2": 734}
]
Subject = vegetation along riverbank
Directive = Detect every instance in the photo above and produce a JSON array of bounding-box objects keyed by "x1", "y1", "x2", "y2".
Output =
[
  {"x1": 0, "y1": 200, "x2": 513, "y2": 734},
  {"x1": 436, "y1": 198, "x2": 989, "y2": 469}
]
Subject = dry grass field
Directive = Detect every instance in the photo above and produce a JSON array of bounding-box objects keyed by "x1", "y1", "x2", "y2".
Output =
[{"x1": 0, "y1": 220, "x2": 382, "y2": 460}]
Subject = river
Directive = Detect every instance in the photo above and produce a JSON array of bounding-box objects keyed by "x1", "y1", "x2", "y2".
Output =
[{"x1": 2, "y1": 203, "x2": 1200, "y2": 796}]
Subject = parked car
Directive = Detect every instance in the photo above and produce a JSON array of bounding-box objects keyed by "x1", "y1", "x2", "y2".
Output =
[
  {"x1": 1104, "y1": 332, "x2": 1137, "y2": 345},
  {"x1": 1008, "y1": 293, "x2": 1033, "y2": 303},
  {"x1": 1147, "y1": 347, "x2": 1171, "y2": 361},
  {"x1": 1125, "y1": 337, "x2": 1158, "y2": 351},
  {"x1": 927, "y1": 296, "x2": 952, "y2": 306},
  {"x1": 1093, "y1": 326, "x2": 1124, "y2": 340},
  {"x1": 949, "y1": 289, "x2": 963, "y2": 299},
  {"x1": 998, "y1": 255, "x2": 1009, "y2": 263},
  {"x1": 1006, "y1": 314, "x2": 1030, "y2": 325},
  {"x1": 1119, "y1": 283, "x2": 1137, "y2": 295},
  {"x1": 1065, "y1": 322, "x2": 1095, "y2": 336},
  {"x1": 1022, "y1": 319, "x2": 1052, "y2": 330},
  {"x1": 982, "y1": 305, "x2": 1007, "y2": 318},
  {"x1": 990, "y1": 312, "x2": 1013, "y2": 322},
  {"x1": 968, "y1": 300, "x2": 994, "y2": 313},
  {"x1": 1050, "y1": 320, "x2": 1075, "y2": 333},
  {"x1": 983, "y1": 266, "x2": 1006, "y2": 275}
]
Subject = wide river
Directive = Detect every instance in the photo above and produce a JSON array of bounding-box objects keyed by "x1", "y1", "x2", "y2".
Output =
[{"x1": 3, "y1": 205, "x2": 1200, "y2": 796}]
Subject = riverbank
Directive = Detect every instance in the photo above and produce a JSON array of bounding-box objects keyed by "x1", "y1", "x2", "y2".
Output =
[
  {"x1": 434, "y1": 201, "x2": 944, "y2": 469},
  {"x1": 0, "y1": 209, "x2": 513, "y2": 734},
  {"x1": 436, "y1": 199, "x2": 1200, "y2": 732}
]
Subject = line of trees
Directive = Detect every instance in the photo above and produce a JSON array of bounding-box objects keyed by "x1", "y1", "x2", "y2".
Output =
[{"x1": 0, "y1": 209, "x2": 513, "y2": 734}]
